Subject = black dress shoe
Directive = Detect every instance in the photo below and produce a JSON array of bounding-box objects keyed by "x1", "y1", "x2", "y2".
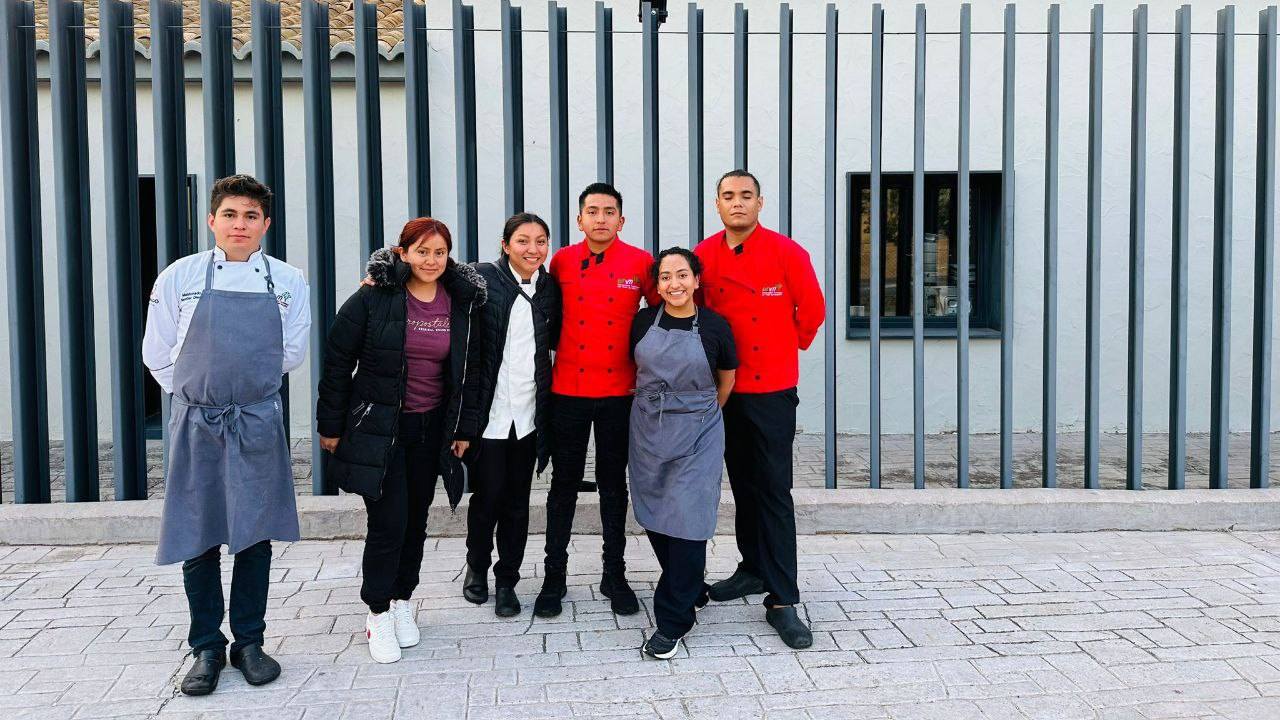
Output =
[
  {"x1": 599, "y1": 572, "x2": 640, "y2": 616},
  {"x1": 494, "y1": 587, "x2": 521, "y2": 617},
  {"x1": 230, "y1": 644, "x2": 281, "y2": 686},
  {"x1": 765, "y1": 606, "x2": 813, "y2": 650},
  {"x1": 708, "y1": 568, "x2": 765, "y2": 602},
  {"x1": 533, "y1": 574, "x2": 567, "y2": 618},
  {"x1": 180, "y1": 648, "x2": 226, "y2": 696},
  {"x1": 463, "y1": 566, "x2": 489, "y2": 605}
]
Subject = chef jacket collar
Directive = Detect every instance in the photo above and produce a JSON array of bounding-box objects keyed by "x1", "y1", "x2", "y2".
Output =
[{"x1": 212, "y1": 245, "x2": 264, "y2": 263}]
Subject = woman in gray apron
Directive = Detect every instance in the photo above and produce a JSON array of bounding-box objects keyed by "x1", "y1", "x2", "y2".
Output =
[{"x1": 628, "y1": 247, "x2": 738, "y2": 659}]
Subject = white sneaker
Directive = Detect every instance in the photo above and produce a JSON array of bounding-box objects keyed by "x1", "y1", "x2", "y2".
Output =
[
  {"x1": 365, "y1": 611, "x2": 401, "y2": 664},
  {"x1": 389, "y1": 599, "x2": 420, "y2": 648}
]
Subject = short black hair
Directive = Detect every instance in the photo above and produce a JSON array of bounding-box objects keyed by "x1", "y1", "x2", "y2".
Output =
[
  {"x1": 650, "y1": 246, "x2": 703, "y2": 283},
  {"x1": 501, "y1": 212, "x2": 551, "y2": 244},
  {"x1": 210, "y1": 174, "x2": 273, "y2": 218},
  {"x1": 716, "y1": 169, "x2": 761, "y2": 195},
  {"x1": 578, "y1": 182, "x2": 623, "y2": 213}
]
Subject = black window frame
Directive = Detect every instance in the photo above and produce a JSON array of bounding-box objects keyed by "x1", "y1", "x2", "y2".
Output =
[{"x1": 845, "y1": 170, "x2": 1004, "y2": 340}]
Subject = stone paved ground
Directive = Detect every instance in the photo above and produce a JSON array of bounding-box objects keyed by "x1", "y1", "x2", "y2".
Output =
[
  {"x1": 2, "y1": 531, "x2": 1280, "y2": 719},
  {"x1": 4, "y1": 432, "x2": 1277, "y2": 502}
]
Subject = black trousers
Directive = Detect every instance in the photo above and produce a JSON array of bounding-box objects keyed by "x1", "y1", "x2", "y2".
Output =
[
  {"x1": 646, "y1": 531, "x2": 709, "y2": 639},
  {"x1": 723, "y1": 388, "x2": 800, "y2": 606},
  {"x1": 183, "y1": 540, "x2": 272, "y2": 656},
  {"x1": 361, "y1": 409, "x2": 442, "y2": 614},
  {"x1": 466, "y1": 426, "x2": 537, "y2": 588},
  {"x1": 543, "y1": 394, "x2": 632, "y2": 577}
]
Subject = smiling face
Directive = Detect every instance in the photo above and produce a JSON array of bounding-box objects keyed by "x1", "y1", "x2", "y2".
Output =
[
  {"x1": 577, "y1": 193, "x2": 625, "y2": 244},
  {"x1": 395, "y1": 232, "x2": 450, "y2": 285},
  {"x1": 504, "y1": 221, "x2": 550, "y2": 279},
  {"x1": 657, "y1": 253, "x2": 699, "y2": 310},
  {"x1": 714, "y1": 175, "x2": 764, "y2": 233},
  {"x1": 208, "y1": 195, "x2": 270, "y2": 259}
]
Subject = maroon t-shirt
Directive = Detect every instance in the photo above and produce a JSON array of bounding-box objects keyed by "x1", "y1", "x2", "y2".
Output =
[{"x1": 403, "y1": 286, "x2": 451, "y2": 412}]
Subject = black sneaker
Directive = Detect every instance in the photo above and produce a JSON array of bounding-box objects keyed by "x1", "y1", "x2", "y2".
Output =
[
  {"x1": 765, "y1": 606, "x2": 813, "y2": 650},
  {"x1": 533, "y1": 573, "x2": 567, "y2": 618},
  {"x1": 599, "y1": 572, "x2": 640, "y2": 616},
  {"x1": 708, "y1": 568, "x2": 764, "y2": 602},
  {"x1": 641, "y1": 631, "x2": 683, "y2": 660}
]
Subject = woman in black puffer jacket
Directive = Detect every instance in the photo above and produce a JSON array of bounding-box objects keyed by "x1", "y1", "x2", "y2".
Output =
[
  {"x1": 462, "y1": 213, "x2": 561, "y2": 618},
  {"x1": 315, "y1": 217, "x2": 486, "y2": 665}
]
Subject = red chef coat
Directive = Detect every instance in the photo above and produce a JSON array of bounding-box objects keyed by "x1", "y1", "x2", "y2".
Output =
[
  {"x1": 695, "y1": 224, "x2": 825, "y2": 394},
  {"x1": 550, "y1": 236, "x2": 659, "y2": 397}
]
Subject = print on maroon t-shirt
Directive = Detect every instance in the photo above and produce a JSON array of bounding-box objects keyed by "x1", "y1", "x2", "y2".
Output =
[{"x1": 403, "y1": 287, "x2": 451, "y2": 412}]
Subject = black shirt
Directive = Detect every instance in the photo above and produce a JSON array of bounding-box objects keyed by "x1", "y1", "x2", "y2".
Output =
[{"x1": 629, "y1": 305, "x2": 738, "y2": 375}]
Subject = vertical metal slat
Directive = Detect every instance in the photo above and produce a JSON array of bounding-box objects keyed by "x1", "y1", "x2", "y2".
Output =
[
  {"x1": 1042, "y1": 4, "x2": 1060, "y2": 489},
  {"x1": 404, "y1": 0, "x2": 431, "y2": 217},
  {"x1": 911, "y1": 3, "x2": 926, "y2": 489},
  {"x1": 549, "y1": 2, "x2": 569, "y2": 251},
  {"x1": 202, "y1": 0, "x2": 236, "y2": 249},
  {"x1": 1084, "y1": 4, "x2": 1104, "y2": 489},
  {"x1": 823, "y1": 3, "x2": 838, "y2": 490},
  {"x1": 503, "y1": 0, "x2": 525, "y2": 216},
  {"x1": 49, "y1": 0, "x2": 100, "y2": 502},
  {"x1": 1126, "y1": 5, "x2": 1148, "y2": 491},
  {"x1": 355, "y1": 0, "x2": 385, "y2": 265},
  {"x1": 999, "y1": 4, "x2": 1016, "y2": 489},
  {"x1": 643, "y1": 1, "x2": 659, "y2": 256},
  {"x1": 0, "y1": 0, "x2": 51, "y2": 503},
  {"x1": 1252, "y1": 6, "x2": 1277, "y2": 490},
  {"x1": 595, "y1": 2, "x2": 613, "y2": 185},
  {"x1": 957, "y1": 3, "x2": 972, "y2": 489},
  {"x1": 303, "y1": 0, "x2": 336, "y2": 495},
  {"x1": 734, "y1": 2, "x2": 748, "y2": 170},
  {"x1": 101, "y1": 0, "x2": 147, "y2": 501},
  {"x1": 453, "y1": 0, "x2": 478, "y2": 262},
  {"x1": 688, "y1": 3, "x2": 704, "y2": 248},
  {"x1": 779, "y1": 3, "x2": 793, "y2": 238},
  {"x1": 1169, "y1": 5, "x2": 1191, "y2": 489},
  {"x1": 869, "y1": 3, "x2": 884, "y2": 488},
  {"x1": 1210, "y1": 6, "x2": 1235, "y2": 490}
]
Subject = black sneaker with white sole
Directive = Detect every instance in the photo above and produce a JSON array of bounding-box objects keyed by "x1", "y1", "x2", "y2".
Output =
[{"x1": 641, "y1": 631, "x2": 683, "y2": 660}]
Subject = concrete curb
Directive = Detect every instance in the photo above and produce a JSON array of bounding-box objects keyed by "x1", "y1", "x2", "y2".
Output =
[{"x1": 2, "y1": 488, "x2": 1279, "y2": 545}]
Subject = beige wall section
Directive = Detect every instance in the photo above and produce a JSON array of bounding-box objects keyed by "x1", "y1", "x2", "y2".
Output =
[{"x1": 2, "y1": 0, "x2": 1280, "y2": 441}]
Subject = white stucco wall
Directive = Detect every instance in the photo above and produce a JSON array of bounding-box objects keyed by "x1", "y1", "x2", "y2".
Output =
[{"x1": 2, "y1": 0, "x2": 1278, "y2": 441}]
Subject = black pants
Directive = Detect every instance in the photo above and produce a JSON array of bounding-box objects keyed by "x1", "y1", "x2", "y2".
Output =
[
  {"x1": 183, "y1": 540, "x2": 272, "y2": 656},
  {"x1": 723, "y1": 388, "x2": 800, "y2": 606},
  {"x1": 646, "y1": 531, "x2": 709, "y2": 639},
  {"x1": 543, "y1": 394, "x2": 632, "y2": 577},
  {"x1": 361, "y1": 409, "x2": 442, "y2": 614},
  {"x1": 466, "y1": 426, "x2": 537, "y2": 588}
]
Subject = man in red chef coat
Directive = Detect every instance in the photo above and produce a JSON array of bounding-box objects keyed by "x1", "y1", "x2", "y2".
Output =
[
  {"x1": 695, "y1": 170, "x2": 825, "y2": 649},
  {"x1": 534, "y1": 183, "x2": 659, "y2": 619}
]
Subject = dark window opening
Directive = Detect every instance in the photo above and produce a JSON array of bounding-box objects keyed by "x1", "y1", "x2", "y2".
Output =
[
  {"x1": 846, "y1": 171, "x2": 1003, "y2": 339},
  {"x1": 139, "y1": 174, "x2": 198, "y2": 438}
]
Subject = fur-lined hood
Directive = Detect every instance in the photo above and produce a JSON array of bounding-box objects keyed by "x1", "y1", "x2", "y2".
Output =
[{"x1": 365, "y1": 247, "x2": 487, "y2": 307}]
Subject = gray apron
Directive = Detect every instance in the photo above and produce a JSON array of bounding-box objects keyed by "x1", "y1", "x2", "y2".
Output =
[
  {"x1": 629, "y1": 308, "x2": 724, "y2": 541},
  {"x1": 156, "y1": 251, "x2": 299, "y2": 565}
]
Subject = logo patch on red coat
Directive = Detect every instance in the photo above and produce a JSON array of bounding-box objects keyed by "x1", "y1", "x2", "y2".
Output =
[
  {"x1": 617, "y1": 276, "x2": 641, "y2": 291},
  {"x1": 761, "y1": 283, "x2": 784, "y2": 297}
]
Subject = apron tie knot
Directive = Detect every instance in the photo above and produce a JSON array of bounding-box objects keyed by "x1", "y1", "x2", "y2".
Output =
[{"x1": 203, "y1": 403, "x2": 245, "y2": 435}]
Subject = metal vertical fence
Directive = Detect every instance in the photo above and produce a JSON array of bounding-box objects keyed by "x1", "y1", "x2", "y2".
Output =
[{"x1": 2, "y1": 1, "x2": 1278, "y2": 502}]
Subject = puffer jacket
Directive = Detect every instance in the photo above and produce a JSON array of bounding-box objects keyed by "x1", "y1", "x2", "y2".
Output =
[
  {"x1": 316, "y1": 248, "x2": 487, "y2": 505},
  {"x1": 470, "y1": 255, "x2": 562, "y2": 473}
]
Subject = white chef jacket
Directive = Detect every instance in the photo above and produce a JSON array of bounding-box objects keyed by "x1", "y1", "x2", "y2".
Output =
[
  {"x1": 483, "y1": 265, "x2": 540, "y2": 440},
  {"x1": 142, "y1": 246, "x2": 312, "y2": 395}
]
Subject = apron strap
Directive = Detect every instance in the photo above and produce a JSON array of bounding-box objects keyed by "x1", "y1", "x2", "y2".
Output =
[{"x1": 204, "y1": 250, "x2": 278, "y2": 296}]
